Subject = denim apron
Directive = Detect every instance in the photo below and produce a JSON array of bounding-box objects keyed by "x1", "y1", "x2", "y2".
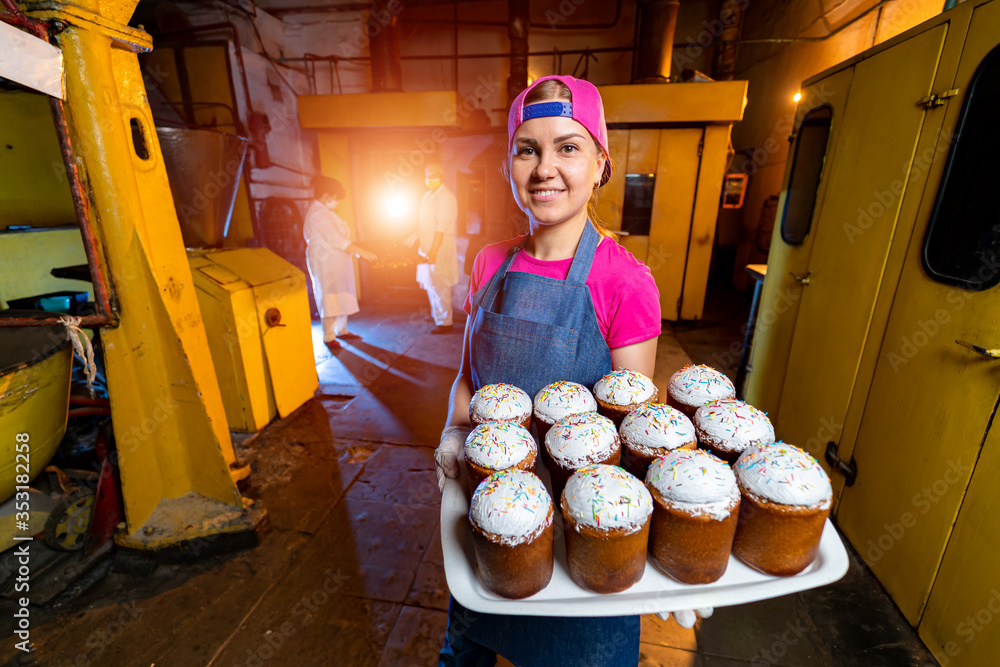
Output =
[{"x1": 441, "y1": 221, "x2": 640, "y2": 667}]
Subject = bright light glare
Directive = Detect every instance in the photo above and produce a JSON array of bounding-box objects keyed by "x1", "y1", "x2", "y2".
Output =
[
  {"x1": 793, "y1": 91, "x2": 802, "y2": 102},
  {"x1": 383, "y1": 191, "x2": 409, "y2": 220}
]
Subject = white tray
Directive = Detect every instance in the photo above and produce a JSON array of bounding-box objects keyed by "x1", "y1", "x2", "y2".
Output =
[{"x1": 441, "y1": 463, "x2": 849, "y2": 617}]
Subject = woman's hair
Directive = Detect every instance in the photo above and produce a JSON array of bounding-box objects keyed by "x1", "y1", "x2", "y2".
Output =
[
  {"x1": 513, "y1": 79, "x2": 618, "y2": 240},
  {"x1": 312, "y1": 175, "x2": 346, "y2": 201}
]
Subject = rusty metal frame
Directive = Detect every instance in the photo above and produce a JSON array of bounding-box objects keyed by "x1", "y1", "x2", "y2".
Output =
[{"x1": 0, "y1": 6, "x2": 117, "y2": 328}]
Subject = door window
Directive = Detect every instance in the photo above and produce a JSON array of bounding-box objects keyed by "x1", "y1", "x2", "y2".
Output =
[
  {"x1": 780, "y1": 106, "x2": 833, "y2": 245},
  {"x1": 922, "y1": 45, "x2": 1000, "y2": 291}
]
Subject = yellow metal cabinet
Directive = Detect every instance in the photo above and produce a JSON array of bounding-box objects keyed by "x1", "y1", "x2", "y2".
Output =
[
  {"x1": 773, "y1": 23, "x2": 948, "y2": 462},
  {"x1": 189, "y1": 248, "x2": 318, "y2": 432},
  {"x1": 837, "y1": 0, "x2": 1000, "y2": 633},
  {"x1": 744, "y1": 66, "x2": 854, "y2": 419},
  {"x1": 749, "y1": 0, "x2": 1000, "y2": 653}
]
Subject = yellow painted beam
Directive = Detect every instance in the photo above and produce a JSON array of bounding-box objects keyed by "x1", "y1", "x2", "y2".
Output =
[
  {"x1": 680, "y1": 124, "x2": 732, "y2": 320},
  {"x1": 647, "y1": 128, "x2": 702, "y2": 321},
  {"x1": 47, "y1": 2, "x2": 260, "y2": 547},
  {"x1": 299, "y1": 91, "x2": 459, "y2": 129},
  {"x1": 599, "y1": 81, "x2": 747, "y2": 125}
]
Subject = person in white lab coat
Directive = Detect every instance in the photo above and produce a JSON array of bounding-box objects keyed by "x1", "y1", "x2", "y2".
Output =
[
  {"x1": 304, "y1": 175, "x2": 377, "y2": 351},
  {"x1": 415, "y1": 162, "x2": 459, "y2": 333}
]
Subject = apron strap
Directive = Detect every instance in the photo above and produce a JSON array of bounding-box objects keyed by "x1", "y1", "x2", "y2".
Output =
[
  {"x1": 477, "y1": 243, "x2": 521, "y2": 312},
  {"x1": 565, "y1": 220, "x2": 601, "y2": 285},
  {"x1": 476, "y1": 222, "x2": 598, "y2": 310}
]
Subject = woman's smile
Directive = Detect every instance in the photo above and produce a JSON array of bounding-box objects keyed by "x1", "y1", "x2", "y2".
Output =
[{"x1": 510, "y1": 113, "x2": 605, "y2": 229}]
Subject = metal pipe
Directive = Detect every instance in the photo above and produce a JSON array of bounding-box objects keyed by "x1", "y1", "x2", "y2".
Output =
[
  {"x1": 0, "y1": 14, "x2": 117, "y2": 329},
  {"x1": 50, "y1": 96, "x2": 115, "y2": 325},
  {"x1": 282, "y1": 45, "x2": 636, "y2": 64},
  {"x1": 369, "y1": 0, "x2": 403, "y2": 91},
  {"x1": 633, "y1": 0, "x2": 679, "y2": 83},
  {"x1": 507, "y1": 0, "x2": 529, "y2": 106},
  {"x1": 396, "y1": 0, "x2": 623, "y2": 30}
]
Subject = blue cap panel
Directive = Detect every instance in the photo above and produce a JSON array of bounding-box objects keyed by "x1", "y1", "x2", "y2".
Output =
[{"x1": 521, "y1": 101, "x2": 573, "y2": 122}]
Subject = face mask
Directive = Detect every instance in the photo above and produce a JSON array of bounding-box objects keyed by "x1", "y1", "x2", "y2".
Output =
[
  {"x1": 325, "y1": 198, "x2": 339, "y2": 210},
  {"x1": 425, "y1": 178, "x2": 442, "y2": 190}
]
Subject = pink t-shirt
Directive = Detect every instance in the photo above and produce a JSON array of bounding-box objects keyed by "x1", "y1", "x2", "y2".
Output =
[{"x1": 463, "y1": 235, "x2": 662, "y2": 349}]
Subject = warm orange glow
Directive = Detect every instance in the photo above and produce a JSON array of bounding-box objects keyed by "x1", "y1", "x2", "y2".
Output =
[
  {"x1": 793, "y1": 91, "x2": 802, "y2": 102},
  {"x1": 382, "y1": 191, "x2": 409, "y2": 220}
]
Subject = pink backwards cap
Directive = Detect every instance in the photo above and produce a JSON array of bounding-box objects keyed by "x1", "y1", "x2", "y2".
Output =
[{"x1": 507, "y1": 75, "x2": 612, "y2": 186}]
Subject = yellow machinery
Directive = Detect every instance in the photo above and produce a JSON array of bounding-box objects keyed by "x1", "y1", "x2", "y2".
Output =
[
  {"x1": 746, "y1": 1, "x2": 1000, "y2": 663},
  {"x1": 0, "y1": 318, "x2": 73, "y2": 550},
  {"x1": 189, "y1": 248, "x2": 318, "y2": 432},
  {"x1": 297, "y1": 82, "x2": 747, "y2": 321},
  {"x1": 2, "y1": 0, "x2": 266, "y2": 551}
]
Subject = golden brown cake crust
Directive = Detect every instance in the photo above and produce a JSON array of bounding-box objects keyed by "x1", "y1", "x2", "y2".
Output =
[
  {"x1": 471, "y1": 413, "x2": 532, "y2": 432},
  {"x1": 647, "y1": 487, "x2": 739, "y2": 584},
  {"x1": 595, "y1": 390, "x2": 658, "y2": 428},
  {"x1": 471, "y1": 521, "x2": 554, "y2": 599},
  {"x1": 665, "y1": 395, "x2": 698, "y2": 420},
  {"x1": 732, "y1": 490, "x2": 830, "y2": 576},
  {"x1": 621, "y1": 440, "x2": 696, "y2": 481},
  {"x1": 548, "y1": 446, "x2": 620, "y2": 502},
  {"x1": 465, "y1": 449, "x2": 538, "y2": 496},
  {"x1": 561, "y1": 509, "x2": 650, "y2": 593}
]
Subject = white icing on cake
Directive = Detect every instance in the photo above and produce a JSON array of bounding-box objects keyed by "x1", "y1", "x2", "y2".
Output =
[
  {"x1": 562, "y1": 464, "x2": 653, "y2": 533},
  {"x1": 593, "y1": 369, "x2": 656, "y2": 406},
  {"x1": 464, "y1": 422, "x2": 536, "y2": 470},
  {"x1": 533, "y1": 381, "x2": 598, "y2": 425},
  {"x1": 469, "y1": 470, "x2": 553, "y2": 546},
  {"x1": 646, "y1": 449, "x2": 739, "y2": 521},
  {"x1": 620, "y1": 404, "x2": 696, "y2": 456},
  {"x1": 470, "y1": 383, "x2": 532, "y2": 423},
  {"x1": 544, "y1": 412, "x2": 619, "y2": 467},
  {"x1": 694, "y1": 399, "x2": 775, "y2": 454},
  {"x1": 735, "y1": 443, "x2": 832, "y2": 509},
  {"x1": 667, "y1": 365, "x2": 735, "y2": 408}
]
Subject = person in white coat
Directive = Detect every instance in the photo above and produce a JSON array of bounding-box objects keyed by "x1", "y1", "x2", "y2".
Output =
[
  {"x1": 416, "y1": 162, "x2": 459, "y2": 333},
  {"x1": 304, "y1": 175, "x2": 377, "y2": 351}
]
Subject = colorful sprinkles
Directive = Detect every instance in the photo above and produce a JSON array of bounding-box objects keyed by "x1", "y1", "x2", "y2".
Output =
[
  {"x1": 471, "y1": 383, "x2": 532, "y2": 422},
  {"x1": 563, "y1": 464, "x2": 652, "y2": 532},
  {"x1": 594, "y1": 369, "x2": 656, "y2": 405},
  {"x1": 620, "y1": 404, "x2": 695, "y2": 454},
  {"x1": 695, "y1": 398, "x2": 775, "y2": 452},
  {"x1": 534, "y1": 381, "x2": 597, "y2": 421},
  {"x1": 545, "y1": 412, "x2": 618, "y2": 466},
  {"x1": 646, "y1": 449, "x2": 737, "y2": 508},
  {"x1": 470, "y1": 470, "x2": 553, "y2": 546},
  {"x1": 464, "y1": 422, "x2": 536, "y2": 469},
  {"x1": 734, "y1": 442, "x2": 832, "y2": 508},
  {"x1": 668, "y1": 365, "x2": 735, "y2": 405}
]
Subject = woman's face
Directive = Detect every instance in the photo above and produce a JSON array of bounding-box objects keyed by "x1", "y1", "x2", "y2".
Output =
[{"x1": 510, "y1": 112, "x2": 605, "y2": 229}]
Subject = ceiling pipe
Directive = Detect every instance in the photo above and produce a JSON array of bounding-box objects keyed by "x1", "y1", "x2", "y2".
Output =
[
  {"x1": 368, "y1": 0, "x2": 403, "y2": 91},
  {"x1": 507, "y1": 0, "x2": 529, "y2": 106},
  {"x1": 633, "y1": 0, "x2": 679, "y2": 83}
]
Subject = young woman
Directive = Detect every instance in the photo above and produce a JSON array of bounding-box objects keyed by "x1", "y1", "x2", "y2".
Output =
[
  {"x1": 303, "y1": 175, "x2": 377, "y2": 351},
  {"x1": 433, "y1": 75, "x2": 663, "y2": 666}
]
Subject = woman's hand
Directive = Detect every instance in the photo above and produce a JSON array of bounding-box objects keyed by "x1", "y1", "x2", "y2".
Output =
[
  {"x1": 435, "y1": 425, "x2": 471, "y2": 491},
  {"x1": 357, "y1": 248, "x2": 378, "y2": 263},
  {"x1": 656, "y1": 607, "x2": 714, "y2": 629}
]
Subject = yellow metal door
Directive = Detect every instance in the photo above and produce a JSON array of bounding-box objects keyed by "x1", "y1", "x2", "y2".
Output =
[
  {"x1": 837, "y1": 0, "x2": 1000, "y2": 626},
  {"x1": 919, "y1": 411, "x2": 1000, "y2": 666},
  {"x1": 773, "y1": 25, "x2": 948, "y2": 461},
  {"x1": 648, "y1": 128, "x2": 701, "y2": 321},
  {"x1": 744, "y1": 67, "x2": 853, "y2": 416}
]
